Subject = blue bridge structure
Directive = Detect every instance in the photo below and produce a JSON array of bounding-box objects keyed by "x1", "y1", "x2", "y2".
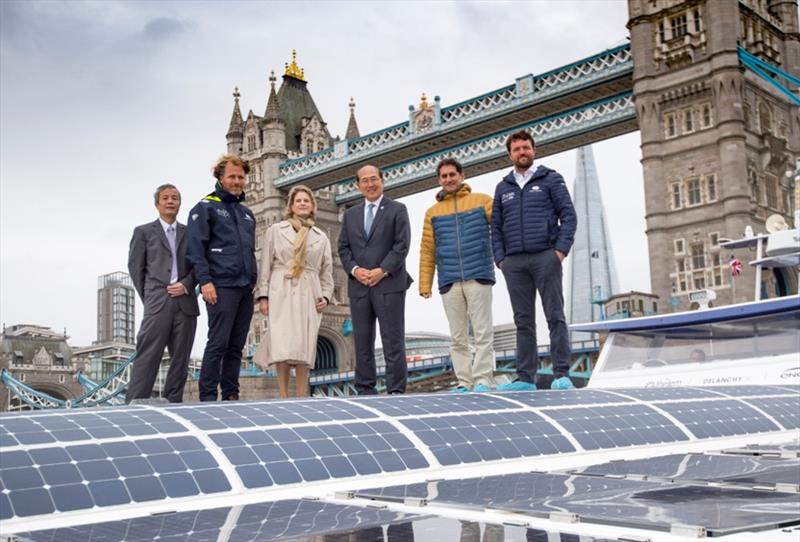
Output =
[
  {"x1": 276, "y1": 45, "x2": 635, "y2": 204},
  {"x1": 0, "y1": 340, "x2": 600, "y2": 408}
]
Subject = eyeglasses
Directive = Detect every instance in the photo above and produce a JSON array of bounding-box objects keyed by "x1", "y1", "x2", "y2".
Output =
[{"x1": 358, "y1": 176, "x2": 382, "y2": 185}]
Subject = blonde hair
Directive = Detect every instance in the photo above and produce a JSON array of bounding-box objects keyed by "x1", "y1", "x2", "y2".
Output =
[
  {"x1": 284, "y1": 185, "x2": 317, "y2": 220},
  {"x1": 212, "y1": 154, "x2": 250, "y2": 181}
]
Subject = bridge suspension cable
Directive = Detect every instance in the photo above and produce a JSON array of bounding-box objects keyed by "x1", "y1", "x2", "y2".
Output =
[
  {"x1": 1, "y1": 352, "x2": 136, "y2": 409},
  {"x1": 738, "y1": 45, "x2": 800, "y2": 106}
]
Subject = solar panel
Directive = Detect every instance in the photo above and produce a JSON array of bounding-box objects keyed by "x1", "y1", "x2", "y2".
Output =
[
  {"x1": 655, "y1": 399, "x2": 781, "y2": 438},
  {"x1": 353, "y1": 393, "x2": 518, "y2": 417},
  {"x1": 2, "y1": 385, "x2": 797, "y2": 530},
  {"x1": 354, "y1": 471, "x2": 644, "y2": 508},
  {"x1": 400, "y1": 411, "x2": 573, "y2": 465},
  {"x1": 543, "y1": 405, "x2": 688, "y2": 450},
  {"x1": 210, "y1": 420, "x2": 428, "y2": 488},
  {"x1": 0, "y1": 410, "x2": 185, "y2": 448},
  {"x1": 354, "y1": 471, "x2": 800, "y2": 536},
  {"x1": 609, "y1": 387, "x2": 723, "y2": 401},
  {"x1": 703, "y1": 385, "x2": 797, "y2": 397},
  {"x1": 168, "y1": 399, "x2": 377, "y2": 431},
  {"x1": 0, "y1": 436, "x2": 229, "y2": 520},
  {"x1": 496, "y1": 389, "x2": 634, "y2": 407},
  {"x1": 14, "y1": 499, "x2": 422, "y2": 542},
  {"x1": 575, "y1": 453, "x2": 800, "y2": 488},
  {"x1": 742, "y1": 396, "x2": 800, "y2": 429}
]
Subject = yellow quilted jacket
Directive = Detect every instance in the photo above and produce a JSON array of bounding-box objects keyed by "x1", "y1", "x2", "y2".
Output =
[{"x1": 419, "y1": 183, "x2": 493, "y2": 295}]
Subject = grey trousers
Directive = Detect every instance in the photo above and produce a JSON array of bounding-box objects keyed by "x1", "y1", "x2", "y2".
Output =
[
  {"x1": 128, "y1": 299, "x2": 197, "y2": 403},
  {"x1": 501, "y1": 250, "x2": 570, "y2": 383}
]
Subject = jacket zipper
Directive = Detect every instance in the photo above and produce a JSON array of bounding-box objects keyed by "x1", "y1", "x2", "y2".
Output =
[
  {"x1": 454, "y1": 192, "x2": 465, "y2": 281},
  {"x1": 517, "y1": 178, "x2": 525, "y2": 253}
]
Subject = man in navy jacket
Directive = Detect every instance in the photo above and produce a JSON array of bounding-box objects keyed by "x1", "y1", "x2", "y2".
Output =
[
  {"x1": 187, "y1": 154, "x2": 257, "y2": 401},
  {"x1": 491, "y1": 131, "x2": 577, "y2": 391}
]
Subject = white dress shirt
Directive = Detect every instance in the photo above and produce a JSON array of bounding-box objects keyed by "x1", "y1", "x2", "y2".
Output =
[
  {"x1": 513, "y1": 168, "x2": 535, "y2": 189},
  {"x1": 351, "y1": 196, "x2": 385, "y2": 276},
  {"x1": 159, "y1": 218, "x2": 179, "y2": 283}
]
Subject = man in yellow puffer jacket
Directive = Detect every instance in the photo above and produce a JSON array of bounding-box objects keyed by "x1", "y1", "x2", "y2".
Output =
[{"x1": 419, "y1": 158, "x2": 496, "y2": 392}]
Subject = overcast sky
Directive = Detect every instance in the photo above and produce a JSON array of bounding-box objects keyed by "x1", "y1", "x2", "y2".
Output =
[{"x1": 0, "y1": 0, "x2": 649, "y2": 357}]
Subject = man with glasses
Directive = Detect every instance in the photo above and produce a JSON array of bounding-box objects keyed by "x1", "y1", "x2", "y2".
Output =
[{"x1": 338, "y1": 165, "x2": 413, "y2": 395}]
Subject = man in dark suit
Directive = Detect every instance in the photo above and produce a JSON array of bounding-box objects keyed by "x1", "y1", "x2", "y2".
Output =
[
  {"x1": 127, "y1": 184, "x2": 199, "y2": 402},
  {"x1": 338, "y1": 165, "x2": 413, "y2": 395}
]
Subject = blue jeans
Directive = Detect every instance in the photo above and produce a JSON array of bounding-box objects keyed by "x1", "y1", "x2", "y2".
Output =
[{"x1": 501, "y1": 250, "x2": 570, "y2": 383}]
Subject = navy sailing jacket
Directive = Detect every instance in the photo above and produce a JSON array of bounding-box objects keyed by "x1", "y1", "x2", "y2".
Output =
[
  {"x1": 186, "y1": 185, "x2": 257, "y2": 288},
  {"x1": 490, "y1": 165, "x2": 577, "y2": 264}
]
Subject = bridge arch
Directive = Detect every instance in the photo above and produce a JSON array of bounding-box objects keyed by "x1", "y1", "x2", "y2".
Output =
[
  {"x1": 314, "y1": 329, "x2": 342, "y2": 374},
  {"x1": 27, "y1": 382, "x2": 74, "y2": 401}
]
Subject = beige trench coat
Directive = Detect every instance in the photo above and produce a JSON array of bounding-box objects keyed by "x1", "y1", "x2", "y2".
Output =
[{"x1": 255, "y1": 221, "x2": 334, "y2": 367}]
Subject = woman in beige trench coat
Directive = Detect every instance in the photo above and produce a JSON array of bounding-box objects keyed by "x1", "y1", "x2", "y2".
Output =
[{"x1": 255, "y1": 185, "x2": 334, "y2": 398}]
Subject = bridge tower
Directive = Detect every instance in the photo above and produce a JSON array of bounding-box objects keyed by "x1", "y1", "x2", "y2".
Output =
[
  {"x1": 0, "y1": 325, "x2": 83, "y2": 411},
  {"x1": 228, "y1": 51, "x2": 354, "y2": 373},
  {"x1": 628, "y1": 0, "x2": 799, "y2": 309}
]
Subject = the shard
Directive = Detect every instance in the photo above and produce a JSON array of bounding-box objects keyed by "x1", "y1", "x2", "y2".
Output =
[{"x1": 566, "y1": 146, "x2": 619, "y2": 334}]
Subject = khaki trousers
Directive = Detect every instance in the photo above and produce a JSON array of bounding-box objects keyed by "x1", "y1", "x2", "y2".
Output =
[{"x1": 441, "y1": 280, "x2": 496, "y2": 389}]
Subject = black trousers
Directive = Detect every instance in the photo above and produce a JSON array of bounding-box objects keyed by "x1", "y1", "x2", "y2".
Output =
[
  {"x1": 501, "y1": 250, "x2": 570, "y2": 383},
  {"x1": 199, "y1": 286, "x2": 253, "y2": 401},
  {"x1": 350, "y1": 289, "x2": 407, "y2": 394}
]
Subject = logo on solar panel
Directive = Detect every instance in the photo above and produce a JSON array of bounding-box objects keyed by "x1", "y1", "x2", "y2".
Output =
[{"x1": 780, "y1": 367, "x2": 800, "y2": 380}]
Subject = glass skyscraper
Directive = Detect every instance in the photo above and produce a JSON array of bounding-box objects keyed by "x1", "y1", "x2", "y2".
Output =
[{"x1": 566, "y1": 146, "x2": 619, "y2": 333}]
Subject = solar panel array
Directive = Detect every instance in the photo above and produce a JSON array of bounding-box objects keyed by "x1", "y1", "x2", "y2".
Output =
[
  {"x1": 575, "y1": 453, "x2": 800, "y2": 488},
  {"x1": 352, "y1": 469, "x2": 800, "y2": 536},
  {"x1": 402, "y1": 411, "x2": 574, "y2": 465},
  {"x1": 548, "y1": 404, "x2": 689, "y2": 449},
  {"x1": 14, "y1": 499, "x2": 419, "y2": 542},
  {"x1": 211, "y1": 421, "x2": 428, "y2": 488},
  {"x1": 1, "y1": 386, "x2": 798, "y2": 526},
  {"x1": 655, "y1": 399, "x2": 780, "y2": 438},
  {"x1": 743, "y1": 396, "x2": 800, "y2": 429}
]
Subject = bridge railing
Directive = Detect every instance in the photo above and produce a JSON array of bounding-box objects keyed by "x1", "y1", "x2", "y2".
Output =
[
  {"x1": 334, "y1": 91, "x2": 635, "y2": 203},
  {"x1": 276, "y1": 44, "x2": 632, "y2": 186},
  {"x1": 1, "y1": 352, "x2": 136, "y2": 410},
  {"x1": 2, "y1": 340, "x2": 600, "y2": 407}
]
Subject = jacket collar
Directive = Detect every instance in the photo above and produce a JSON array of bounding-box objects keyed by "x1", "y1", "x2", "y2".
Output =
[
  {"x1": 436, "y1": 182, "x2": 471, "y2": 202},
  {"x1": 503, "y1": 165, "x2": 549, "y2": 185},
  {"x1": 213, "y1": 183, "x2": 246, "y2": 203}
]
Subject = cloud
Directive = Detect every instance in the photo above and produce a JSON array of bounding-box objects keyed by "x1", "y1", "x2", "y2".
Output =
[
  {"x1": 142, "y1": 17, "x2": 186, "y2": 40},
  {"x1": 0, "y1": 1, "x2": 647, "y2": 355}
]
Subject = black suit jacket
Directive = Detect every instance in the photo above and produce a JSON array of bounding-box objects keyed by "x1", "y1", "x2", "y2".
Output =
[
  {"x1": 338, "y1": 197, "x2": 413, "y2": 298},
  {"x1": 128, "y1": 220, "x2": 200, "y2": 316}
]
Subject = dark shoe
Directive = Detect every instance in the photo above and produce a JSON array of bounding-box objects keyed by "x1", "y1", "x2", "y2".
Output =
[{"x1": 223, "y1": 393, "x2": 239, "y2": 401}]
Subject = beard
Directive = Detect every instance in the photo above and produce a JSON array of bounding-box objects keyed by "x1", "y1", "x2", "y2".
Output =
[{"x1": 513, "y1": 155, "x2": 533, "y2": 169}]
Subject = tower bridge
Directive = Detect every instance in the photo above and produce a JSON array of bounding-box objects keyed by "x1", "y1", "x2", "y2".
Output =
[
  {"x1": 275, "y1": 44, "x2": 634, "y2": 197},
  {"x1": 229, "y1": 0, "x2": 798, "y2": 377},
  {"x1": 333, "y1": 91, "x2": 635, "y2": 204}
]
